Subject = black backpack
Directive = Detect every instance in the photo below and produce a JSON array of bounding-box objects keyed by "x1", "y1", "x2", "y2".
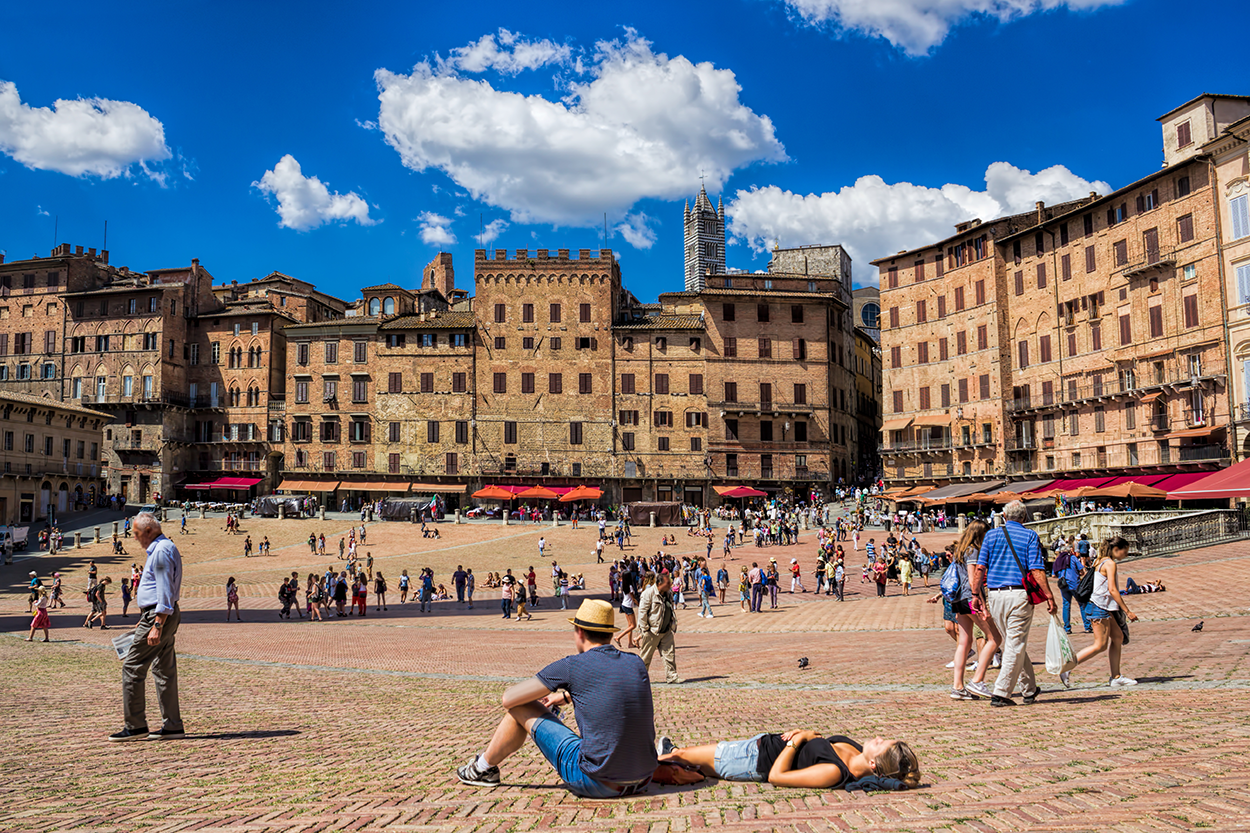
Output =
[{"x1": 1074, "y1": 562, "x2": 1096, "y2": 605}]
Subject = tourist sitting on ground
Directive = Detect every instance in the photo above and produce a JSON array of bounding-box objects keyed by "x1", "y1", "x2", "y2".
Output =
[
  {"x1": 1123, "y1": 577, "x2": 1165, "y2": 594},
  {"x1": 571, "y1": 573, "x2": 586, "y2": 590},
  {"x1": 435, "y1": 583, "x2": 450, "y2": 600},
  {"x1": 657, "y1": 730, "x2": 919, "y2": 789},
  {"x1": 456, "y1": 599, "x2": 657, "y2": 797}
]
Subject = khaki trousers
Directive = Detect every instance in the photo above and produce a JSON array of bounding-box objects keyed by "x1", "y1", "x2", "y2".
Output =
[
  {"x1": 987, "y1": 589, "x2": 1036, "y2": 699},
  {"x1": 123, "y1": 606, "x2": 183, "y2": 732},
  {"x1": 638, "y1": 629, "x2": 678, "y2": 683}
]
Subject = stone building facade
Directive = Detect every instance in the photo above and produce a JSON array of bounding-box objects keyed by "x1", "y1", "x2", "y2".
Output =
[
  {"x1": 0, "y1": 391, "x2": 110, "y2": 524},
  {"x1": 684, "y1": 186, "x2": 726, "y2": 292},
  {"x1": 877, "y1": 93, "x2": 1246, "y2": 488}
]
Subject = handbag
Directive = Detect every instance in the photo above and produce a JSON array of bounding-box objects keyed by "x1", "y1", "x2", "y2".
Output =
[{"x1": 1003, "y1": 531, "x2": 1048, "y2": 606}]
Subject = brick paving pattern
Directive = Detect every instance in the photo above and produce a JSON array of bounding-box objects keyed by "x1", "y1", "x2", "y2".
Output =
[{"x1": 3, "y1": 517, "x2": 1249, "y2": 832}]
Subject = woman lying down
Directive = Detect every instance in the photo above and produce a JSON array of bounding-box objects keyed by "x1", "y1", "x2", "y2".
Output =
[{"x1": 658, "y1": 730, "x2": 920, "y2": 789}]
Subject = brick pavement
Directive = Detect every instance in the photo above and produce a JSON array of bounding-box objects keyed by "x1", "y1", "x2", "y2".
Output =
[{"x1": 3, "y1": 523, "x2": 1250, "y2": 832}]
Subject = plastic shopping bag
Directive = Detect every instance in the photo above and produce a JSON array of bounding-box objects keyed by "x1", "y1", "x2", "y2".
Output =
[{"x1": 1045, "y1": 614, "x2": 1077, "y2": 675}]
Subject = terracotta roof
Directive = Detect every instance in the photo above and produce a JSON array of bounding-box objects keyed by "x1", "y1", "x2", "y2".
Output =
[
  {"x1": 361, "y1": 283, "x2": 410, "y2": 293},
  {"x1": 0, "y1": 390, "x2": 112, "y2": 419},
  {"x1": 613, "y1": 314, "x2": 705, "y2": 331},
  {"x1": 660, "y1": 288, "x2": 837, "y2": 300},
  {"x1": 379, "y1": 312, "x2": 477, "y2": 330},
  {"x1": 283, "y1": 316, "x2": 382, "y2": 331}
]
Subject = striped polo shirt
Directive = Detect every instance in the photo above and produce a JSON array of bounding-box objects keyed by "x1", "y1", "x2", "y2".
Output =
[{"x1": 976, "y1": 521, "x2": 1043, "y2": 588}]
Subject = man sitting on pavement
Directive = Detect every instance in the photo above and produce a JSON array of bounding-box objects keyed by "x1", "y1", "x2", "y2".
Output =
[{"x1": 456, "y1": 599, "x2": 658, "y2": 797}]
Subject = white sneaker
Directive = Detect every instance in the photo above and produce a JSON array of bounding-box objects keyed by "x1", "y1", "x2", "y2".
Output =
[
  {"x1": 706, "y1": 613, "x2": 714, "y2": 618},
  {"x1": 991, "y1": 652, "x2": 1002, "y2": 669},
  {"x1": 1109, "y1": 675, "x2": 1138, "y2": 687},
  {"x1": 966, "y1": 681, "x2": 991, "y2": 699},
  {"x1": 945, "y1": 660, "x2": 957, "y2": 668}
]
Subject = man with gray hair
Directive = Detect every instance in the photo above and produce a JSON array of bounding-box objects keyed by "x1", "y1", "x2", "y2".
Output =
[
  {"x1": 109, "y1": 512, "x2": 185, "y2": 741},
  {"x1": 970, "y1": 500, "x2": 1056, "y2": 707}
]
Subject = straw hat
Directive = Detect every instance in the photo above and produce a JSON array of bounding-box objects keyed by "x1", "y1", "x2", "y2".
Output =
[{"x1": 568, "y1": 599, "x2": 620, "y2": 633}]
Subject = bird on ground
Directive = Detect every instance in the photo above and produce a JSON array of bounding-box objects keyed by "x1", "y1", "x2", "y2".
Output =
[
  {"x1": 1192, "y1": 621, "x2": 1204, "y2": 632},
  {"x1": 797, "y1": 657, "x2": 809, "y2": 669}
]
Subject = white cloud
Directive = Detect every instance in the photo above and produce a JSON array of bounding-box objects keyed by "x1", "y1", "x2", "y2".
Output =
[
  {"x1": 355, "y1": 118, "x2": 379, "y2": 131},
  {"x1": 443, "y1": 28, "x2": 571, "y2": 74},
  {"x1": 727, "y1": 161, "x2": 1110, "y2": 283},
  {"x1": 782, "y1": 0, "x2": 1125, "y2": 55},
  {"x1": 478, "y1": 219, "x2": 508, "y2": 246},
  {"x1": 375, "y1": 31, "x2": 785, "y2": 227},
  {"x1": 417, "y1": 212, "x2": 456, "y2": 246},
  {"x1": 252, "y1": 154, "x2": 378, "y2": 231},
  {"x1": 0, "y1": 80, "x2": 171, "y2": 179},
  {"x1": 615, "y1": 212, "x2": 657, "y2": 249},
  {"x1": 35, "y1": 205, "x2": 49, "y2": 216}
]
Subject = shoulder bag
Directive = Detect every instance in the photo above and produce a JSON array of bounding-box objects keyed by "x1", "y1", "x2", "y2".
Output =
[{"x1": 1003, "y1": 531, "x2": 1048, "y2": 606}]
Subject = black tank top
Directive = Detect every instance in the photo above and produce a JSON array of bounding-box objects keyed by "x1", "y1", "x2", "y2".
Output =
[{"x1": 756, "y1": 734, "x2": 861, "y2": 785}]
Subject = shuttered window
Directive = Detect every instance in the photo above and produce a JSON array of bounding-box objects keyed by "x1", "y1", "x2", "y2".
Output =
[
  {"x1": 1061, "y1": 253, "x2": 1072, "y2": 281},
  {"x1": 1183, "y1": 294, "x2": 1199, "y2": 328},
  {"x1": 1085, "y1": 245, "x2": 1096, "y2": 272},
  {"x1": 1119, "y1": 314, "x2": 1132, "y2": 345},
  {"x1": 689, "y1": 374, "x2": 703, "y2": 395},
  {"x1": 493, "y1": 372, "x2": 506, "y2": 394},
  {"x1": 421, "y1": 372, "x2": 433, "y2": 393},
  {"x1": 1039, "y1": 335, "x2": 1052, "y2": 363},
  {"x1": 1036, "y1": 263, "x2": 1047, "y2": 289},
  {"x1": 1149, "y1": 304, "x2": 1164, "y2": 338},
  {"x1": 621, "y1": 373, "x2": 635, "y2": 394},
  {"x1": 521, "y1": 373, "x2": 534, "y2": 394},
  {"x1": 549, "y1": 373, "x2": 562, "y2": 394},
  {"x1": 579, "y1": 373, "x2": 593, "y2": 394},
  {"x1": 653, "y1": 374, "x2": 668, "y2": 394},
  {"x1": 388, "y1": 372, "x2": 402, "y2": 393},
  {"x1": 1230, "y1": 195, "x2": 1249, "y2": 240},
  {"x1": 1177, "y1": 214, "x2": 1194, "y2": 243}
]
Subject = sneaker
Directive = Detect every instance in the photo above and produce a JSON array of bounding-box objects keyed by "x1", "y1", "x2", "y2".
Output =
[
  {"x1": 950, "y1": 688, "x2": 974, "y2": 700},
  {"x1": 656, "y1": 735, "x2": 676, "y2": 757},
  {"x1": 147, "y1": 728, "x2": 186, "y2": 740},
  {"x1": 966, "y1": 681, "x2": 991, "y2": 699},
  {"x1": 108, "y1": 726, "x2": 150, "y2": 741},
  {"x1": 1109, "y1": 675, "x2": 1138, "y2": 687},
  {"x1": 991, "y1": 652, "x2": 1002, "y2": 669},
  {"x1": 1022, "y1": 687, "x2": 1041, "y2": 705},
  {"x1": 989, "y1": 695, "x2": 1016, "y2": 707},
  {"x1": 697, "y1": 612, "x2": 705, "y2": 618},
  {"x1": 1059, "y1": 671, "x2": 1071, "y2": 688},
  {"x1": 945, "y1": 659, "x2": 957, "y2": 668},
  {"x1": 456, "y1": 757, "x2": 501, "y2": 787},
  {"x1": 965, "y1": 660, "x2": 979, "y2": 671}
]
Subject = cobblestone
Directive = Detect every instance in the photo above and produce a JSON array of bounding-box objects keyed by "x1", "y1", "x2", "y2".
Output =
[{"x1": 2, "y1": 522, "x2": 1249, "y2": 832}]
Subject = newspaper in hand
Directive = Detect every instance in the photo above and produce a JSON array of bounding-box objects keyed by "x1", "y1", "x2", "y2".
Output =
[{"x1": 111, "y1": 630, "x2": 136, "y2": 661}]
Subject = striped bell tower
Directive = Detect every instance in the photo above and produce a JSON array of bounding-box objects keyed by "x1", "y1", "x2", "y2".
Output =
[{"x1": 683, "y1": 185, "x2": 725, "y2": 292}]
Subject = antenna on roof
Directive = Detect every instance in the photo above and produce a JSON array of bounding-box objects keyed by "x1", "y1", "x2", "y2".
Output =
[
  {"x1": 604, "y1": 212, "x2": 608, "y2": 246},
  {"x1": 53, "y1": 215, "x2": 58, "y2": 248},
  {"x1": 103, "y1": 220, "x2": 107, "y2": 252}
]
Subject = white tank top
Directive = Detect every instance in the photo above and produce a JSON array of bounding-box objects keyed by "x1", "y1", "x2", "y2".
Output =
[{"x1": 1090, "y1": 564, "x2": 1118, "y2": 611}]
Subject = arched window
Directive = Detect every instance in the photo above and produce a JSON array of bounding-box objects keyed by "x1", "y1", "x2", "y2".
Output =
[
  {"x1": 369, "y1": 298, "x2": 381, "y2": 316},
  {"x1": 229, "y1": 386, "x2": 241, "y2": 407},
  {"x1": 383, "y1": 297, "x2": 395, "y2": 315}
]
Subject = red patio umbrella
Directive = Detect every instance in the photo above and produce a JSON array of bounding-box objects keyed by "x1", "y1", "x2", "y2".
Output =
[
  {"x1": 472, "y1": 485, "x2": 516, "y2": 500},
  {"x1": 516, "y1": 485, "x2": 560, "y2": 500},
  {"x1": 559, "y1": 485, "x2": 603, "y2": 502},
  {"x1": 720, "y1": 486, "x2": 767, "y2": 498}
]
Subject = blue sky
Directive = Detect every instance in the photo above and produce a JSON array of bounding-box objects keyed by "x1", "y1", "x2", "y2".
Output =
[{"x1": 1, "y1": 0, "x2": 1244, "y2": 301}]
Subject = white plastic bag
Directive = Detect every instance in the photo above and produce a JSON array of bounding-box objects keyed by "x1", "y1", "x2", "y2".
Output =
[{"x1": 1045, "y1": 614, "x2": 1077, "y2": 675}]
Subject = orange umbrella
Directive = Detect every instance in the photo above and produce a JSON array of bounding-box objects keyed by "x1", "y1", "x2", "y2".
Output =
[
  {"x1": 559, "y1": 485, "x2": 603, "y2": 502},
  {"x1": 472, "y1": 485, "x2": 516, "y2": 500},
  {"x1": 516, "y1": 485, "x2": 559, "y2": 500},
  {"x1": 991, "y1": 491, "x2": 1021, "y2": 504},
  {"x1": 1090, "y1": 482, "x2": 1167, "y2": 500}
]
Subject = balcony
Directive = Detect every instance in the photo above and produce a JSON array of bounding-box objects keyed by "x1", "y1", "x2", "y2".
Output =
[
  {"x1": 268, "y1": 397, "x2": 286, "y2": 413},
  {"x1": 1237, "y1": 403, "x2": 1250, "y2": 423},
  {"x1": 1151, "y1": 415, "x2": 1170, "y2": 432},
  {"x1": 709, "y1": 400, "x2": 815, "y2": 415},
  {"x1": 880, "y1": 438, "x2": 953, "y2": 454},
  {"x1": 1120, "y1": 247, "x2": 1177, "y2": 279},
  {"x1": 195, "y1": 459, "x2": 265, "y2": 472},
  {"x1": 1178, "y1": 444, "x2": 1227, "y2": 462},
  {"x1": 1010, "y1": 368, "x2": 1225, "y2": 414}
]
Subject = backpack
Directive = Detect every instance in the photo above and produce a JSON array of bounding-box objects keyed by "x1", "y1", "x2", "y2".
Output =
[
  {"x1": 1053, "y1": 551, "x2": 1070, "y2": 574},
  {"x1": 1074, "y1": 562, "x2": 1097, "y2": 605},
  {"x1": 939, "y1": 561, "x2": 968, "y2": 602}
]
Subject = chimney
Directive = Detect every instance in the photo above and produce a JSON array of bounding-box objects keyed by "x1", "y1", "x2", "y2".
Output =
[
  {"x1": 88, "y1": 248, "x2": 96, "y2": 257},
  {"x1": 0, "y1": 254, "x2": 4, "y2": 264},
  {"x1": 101, "y1": 249, "x2": 109, "y2": 264},
  {"x1": 1036, "y1": 201, "x2": 1045, "y2": 223},
  {"x1": 75, "y1": 246, "x2": 83, "y2": 255}
]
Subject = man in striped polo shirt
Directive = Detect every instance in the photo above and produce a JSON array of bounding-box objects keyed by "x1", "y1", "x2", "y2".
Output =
[
  {"x1": 457, "y1": 599, "x2": 657, "y2": 797},
  {"x1": 971, "y1": 501, "x2": 1056, "y2": 707}
]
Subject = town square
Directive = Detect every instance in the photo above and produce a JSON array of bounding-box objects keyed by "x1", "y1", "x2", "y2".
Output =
[{"x1": 4, "y1": 0, "x2": 1250, "y2": 830}]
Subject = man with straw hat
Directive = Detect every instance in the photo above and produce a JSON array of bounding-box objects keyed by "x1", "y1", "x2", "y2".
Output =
[{"x1": 456, "y1": 599, "x2": 657, "y2": 797}]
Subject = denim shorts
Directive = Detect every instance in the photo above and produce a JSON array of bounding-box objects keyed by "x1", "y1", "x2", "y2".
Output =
[
  {"x1": 942, "y1": 597, "x2": 956, "y2": 622},
  {"x1": 530, "y1": 713, "x2": 637, "y2": 798},
  {"x1": 1082, "y1": 601, "x2": 1113, "y2": 621},
  {"x1": 713, "y1": 734, "x2": 766, "y2": 782}
]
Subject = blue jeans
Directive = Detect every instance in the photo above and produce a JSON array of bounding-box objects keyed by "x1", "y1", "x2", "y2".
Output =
[
  {"x1": 501, "y1": 598, "x2": 512, "y2": 618},
  {"x1": 420, "y1": 589, "x2": 432, "y2": 612},
  {"x1": 700, "y1": 592, "x2": 712, "y2": 616},
  {"x1": 1060, "y1": 587, "x2": 1091, "y2": 632},
  {"x1": 751, "y1": 584, "x2": 765, "y2": 612},
  {"x1": 530, "y1": 713, "x2": 641, "y2": 798}
]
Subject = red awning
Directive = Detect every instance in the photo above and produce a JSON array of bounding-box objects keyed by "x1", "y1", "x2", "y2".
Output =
[
  {"x1": 1047, "y1": 477, "x2": 1118, "y2": 491},
  {"x1": 1151, "y1": 472, "x2": 1214, "y2": 492},
  {"x1": 1167, "y1": 460, "x2": 1250, "y2": 499},
  {"x1": 184, "y1": 483, "x2": 216, "y2": 490},
  {"x1": 209, "y1": 477, "x2": 263, "y2": 489},
  {"x1": 1100, "y1": 475, "x2": 1171, "y2": 488}
]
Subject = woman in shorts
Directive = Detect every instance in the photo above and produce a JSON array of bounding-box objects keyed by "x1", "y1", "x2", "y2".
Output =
[
  {"x1": 614, "y1": 582, "x2": 640, "y2": 649},
  {"x1": 658, "y1": 730, "x2": 919, "y2": 789},
  {"x1": 1062, "y1": 536, "x2": 1138, "y2": 688}
]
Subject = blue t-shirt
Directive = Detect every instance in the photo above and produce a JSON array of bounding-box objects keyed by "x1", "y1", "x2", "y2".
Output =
[
  {"x1": 536, "y1": 645, "x2": 657, "y2": 782},
  {"x1": 977, "y1": 521, "x2": 1044, "y2": 588}
]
